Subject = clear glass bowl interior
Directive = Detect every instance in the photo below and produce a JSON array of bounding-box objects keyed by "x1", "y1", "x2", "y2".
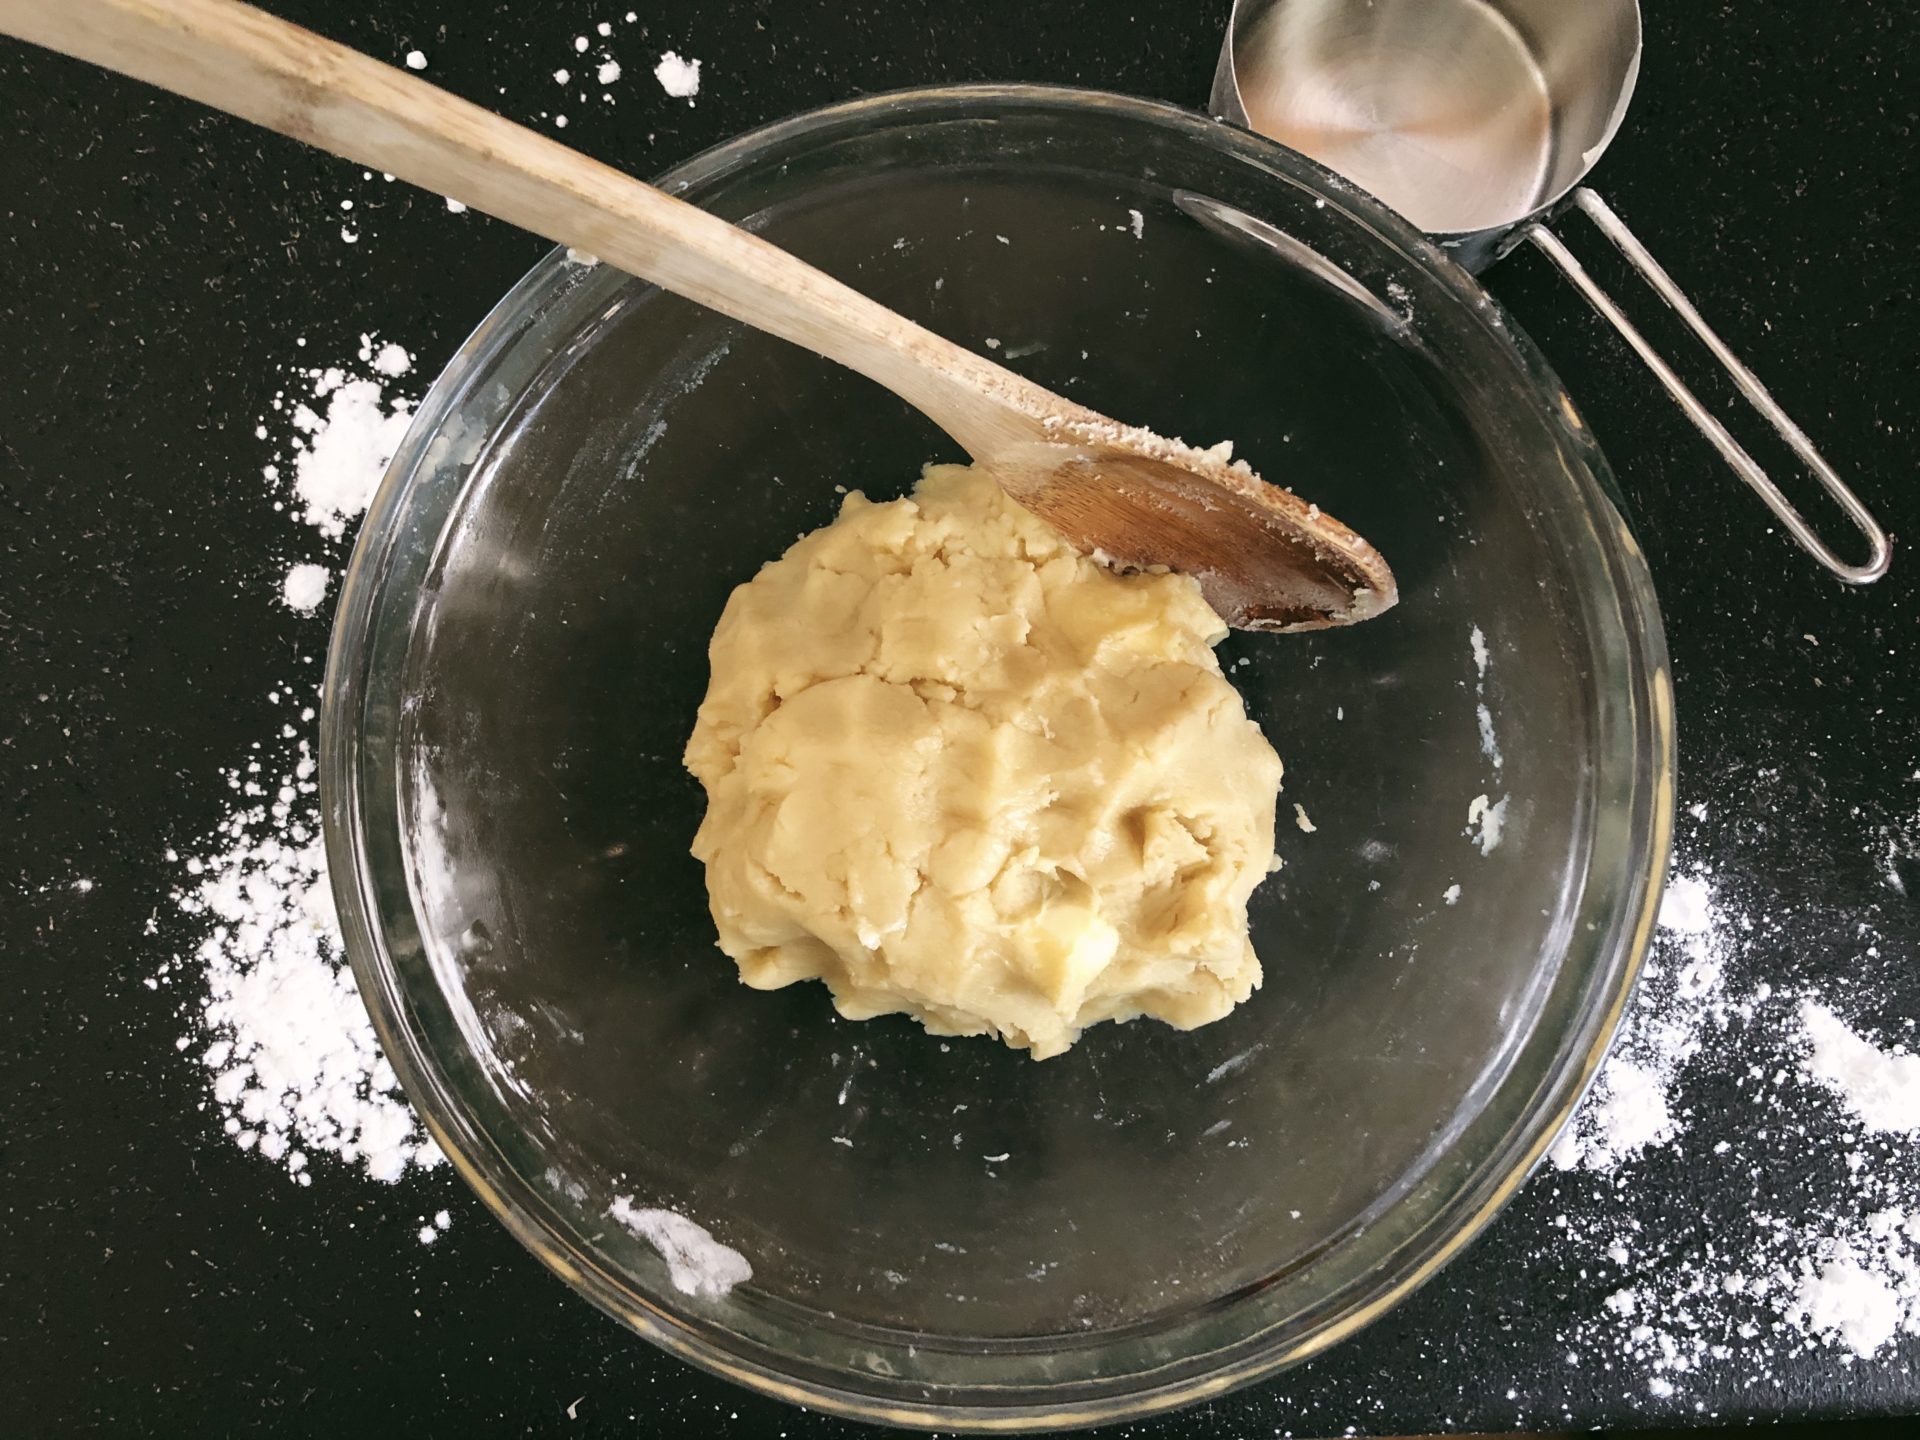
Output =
[{"x1": 325, "y1": 87, "x2": 1670, "y2": 1429}]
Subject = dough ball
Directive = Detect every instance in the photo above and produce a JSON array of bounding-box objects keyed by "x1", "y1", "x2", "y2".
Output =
[{"x1": 684, "y1": 464, "x2": 1282, "y2": 1058}]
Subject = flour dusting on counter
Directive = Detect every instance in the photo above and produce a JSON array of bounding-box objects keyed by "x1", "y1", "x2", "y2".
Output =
[
  {"x1": 267, "y1": 335, "x2": 415, "y2": 540},
  {"x1": 1550, "y1": 868, "x2": 1725, "y2": 1172},
  {"x1": 164, "y1": 335, "x2": 440, "y2": 1204},
  {"x1": 166, "y1": 732, "x2": 442, "y2": 1184},
  {"x1": 1799, "y1": 1001, "x2": 1920, "y2": 1134},
  {"x1": 1527, "y1": 804, "x2": 1920, "y2": 1400},
  {"x1": 280, "y1": 562, "x2": 330, "y2": 613},
  {"x1": 654, "y1": 51, "x2": 701, "y2": 100}
]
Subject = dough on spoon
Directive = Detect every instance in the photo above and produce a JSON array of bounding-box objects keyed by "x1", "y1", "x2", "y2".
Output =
[{"x1": 684, "y1": 464, "x2": 1283, "y2": 1059}]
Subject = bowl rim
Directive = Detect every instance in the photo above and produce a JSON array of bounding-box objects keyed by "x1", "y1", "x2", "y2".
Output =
[{"x1": 322, "y1": 81, "x2": 1674, "y2": 1431}]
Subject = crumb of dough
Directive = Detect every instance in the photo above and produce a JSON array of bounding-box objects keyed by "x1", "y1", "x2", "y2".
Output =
[{"x1": 684, "y1": 464, "x2": 1283, "y2": 1059}]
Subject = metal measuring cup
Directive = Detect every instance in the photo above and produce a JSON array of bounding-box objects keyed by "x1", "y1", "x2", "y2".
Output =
[{"x1": 1211, "y1": 0, "x2": 1890, "y2": 583}]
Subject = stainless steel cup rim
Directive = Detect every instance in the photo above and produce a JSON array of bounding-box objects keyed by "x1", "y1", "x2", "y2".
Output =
[
  {"x1": 1214, "y1": 0, "x2": 1644, "y2": 250},
  {"x1": 1211, "y1": 0, "x2": 1889, "y2": 585}
]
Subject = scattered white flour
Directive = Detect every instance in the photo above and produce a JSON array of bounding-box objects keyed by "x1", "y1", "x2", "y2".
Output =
[
  {"x1": 1799, "y1": 1001, "x2": 1920, "y2": 1135},
  {"x1": 1127, "y1": 207, "x2": 1145, "y2": 240},
  {"x1": 280, "y1": 562, "x2": 330, "y2": 614},
  {"x1": 1551, "y1": 869, "x2": 1721, "y2": 1172},
  {"x1": 268, "y1": 337, "x2": 417, "y2": 539},
  {"x1": 404, "y1": 49, "x2": 427, "y2": 71},
  {"x1": 166, "y1": 734, "x2": 442, "y2": 1185},
  {"x1": 654, "y1": 51, "x2": 701, "y2": 100},
  {"x1": 1466, "y1": 792, "x2": 1507, "y2": 855},
  {"x1": 1530, "y1": 812, "x2": 1920, "y2": 1395},
  {"x1": 166, "y1": 336, "x2": 440, "y2": 1215},
  {"x1": 1791, "y1": 1254, "x2": 1904, "y2": 1357},
  {"x1": 597, "y1": 59, "x2": 622, "y2": 85},
  {"x1": 368, "y1": 340, "x2": 413, "y2": 378},
  {"x1": 444, "y1": 197, "x2": 467, "y2": 214},
  {"x1": 1568, "y1": 1056, "x2": 1678, "y2": 1169},
  {"x1": 553, "y1": 67, "x2": 571, "y2": 85},
  {"x1": 607, "y1": 1197, "x2": 752, "y2": 1298},
  {"x1": 1659, "y1": 868, "x2": 1713, "y2": 933},
  {"x1": 1443, "y1": 883, "x2": 1461, "y2": 906}
]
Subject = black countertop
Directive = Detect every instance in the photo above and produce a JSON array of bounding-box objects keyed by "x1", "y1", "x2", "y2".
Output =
[{"x1": 4, "y1": 1, "x2": 1915, "y2": 1434}]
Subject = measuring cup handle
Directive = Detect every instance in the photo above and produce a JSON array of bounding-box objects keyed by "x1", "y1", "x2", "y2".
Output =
[{"x1": 1524, "y1": 189, "x2": 1891, "y2": 585}]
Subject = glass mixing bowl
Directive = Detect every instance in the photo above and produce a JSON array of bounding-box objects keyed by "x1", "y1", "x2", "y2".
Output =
[{"x1": 323, "y1": 86, "x2": 1672, "y2": 1429}]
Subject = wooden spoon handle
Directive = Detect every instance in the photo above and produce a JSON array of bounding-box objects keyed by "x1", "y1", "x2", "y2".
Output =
[{"x1": 0, "y1": 0, "x2": 1051, "y2": 453}]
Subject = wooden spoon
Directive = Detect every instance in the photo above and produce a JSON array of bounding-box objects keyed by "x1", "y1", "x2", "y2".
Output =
[{"x1": 2, "y1": 0, "x2": 1397, "y2": 631}]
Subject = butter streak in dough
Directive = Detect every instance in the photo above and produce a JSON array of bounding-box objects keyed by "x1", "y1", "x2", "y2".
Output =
[{"x1": 684, "y1": 465, "x2": 1283, "y2": 1059}]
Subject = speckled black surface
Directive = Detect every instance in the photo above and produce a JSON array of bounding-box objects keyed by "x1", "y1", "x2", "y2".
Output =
[{"x1": 2, "y1": 2, "x2": 1915, "y2": 1434}]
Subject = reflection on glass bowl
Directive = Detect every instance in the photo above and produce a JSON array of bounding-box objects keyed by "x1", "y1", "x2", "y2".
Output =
[{"x1": 322, "y1": 85, "x2": 1670, "y2": 1431}]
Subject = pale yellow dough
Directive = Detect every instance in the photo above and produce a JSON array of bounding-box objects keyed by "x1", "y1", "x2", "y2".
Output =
[{"x1": 684, "y1": 465, "x2": 1283, "y2": 1059}]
